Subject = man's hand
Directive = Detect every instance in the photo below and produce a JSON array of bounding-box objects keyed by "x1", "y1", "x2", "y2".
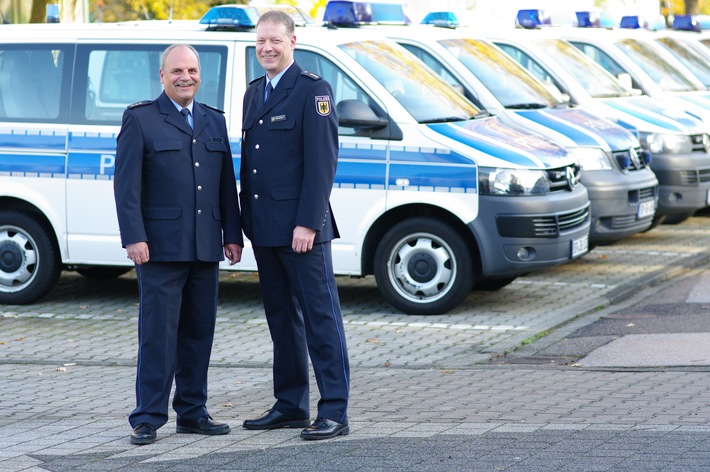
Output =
[
  {"x1": 126, "y1": 242, "x2": 149, "y2": 265},
  {"x1": 224, "y1": 243, "x2": 243, "y2": 265},
  {"x1": 292, "y1": 226, "x2": 316, "y2": 253}
]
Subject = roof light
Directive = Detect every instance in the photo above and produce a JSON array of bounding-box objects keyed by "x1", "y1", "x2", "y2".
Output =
[
  {"x1": 421, "y1": 11, "x2": 459, "y2": 28},
  {"x1": 199, "y1": 5, "x2": 258, "y2": 30},
  {"x1": 515, "y1": 9, "x2": 550, "y2": 29},
  {"x1": 672, "y1": 14, "x2": 701, "y2": 32},
  {"x1": 619, "y1": 14, "x2": 666, "y2": 30},
  {"x1": 574, "y1": 11, "x2": 617, "y2": 29},
  {"x1": 323, "y1": 1, "x2": 410, "y2": 27}
]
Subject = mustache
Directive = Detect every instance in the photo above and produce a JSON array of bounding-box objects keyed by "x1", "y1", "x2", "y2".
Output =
[{"x1": 175, "y1": 81, "x2": 196, "y2": 86}]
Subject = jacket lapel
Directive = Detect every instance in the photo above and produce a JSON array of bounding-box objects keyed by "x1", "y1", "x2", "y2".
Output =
[
  {"x1": 158, "y1": 92, "x2": 192, "y2": 136},
  {"x1": 257, "y1": 64, "x2": 301, "y2": 117}
]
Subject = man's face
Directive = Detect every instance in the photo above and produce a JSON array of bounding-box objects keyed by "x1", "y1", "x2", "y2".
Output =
[
  {"x1": 255, "y1": 19, "x2": 296, "y2": 79},
  {"x1": 160, "y1": 46, "x2": 200, "y2": 107}
]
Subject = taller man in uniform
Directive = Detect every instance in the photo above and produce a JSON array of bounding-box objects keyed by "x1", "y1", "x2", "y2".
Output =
[
  {"x1": 239, "y1": 11, "x2": 350, "y2": 440},
  {"x1": 114, "y1": 44, "x2": 243, "y2": 445}
]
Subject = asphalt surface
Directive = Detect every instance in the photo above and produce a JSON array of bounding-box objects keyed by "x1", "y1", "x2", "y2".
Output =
[{"x1": 2, "y1": 214, "x2": 710, "y2": 471}]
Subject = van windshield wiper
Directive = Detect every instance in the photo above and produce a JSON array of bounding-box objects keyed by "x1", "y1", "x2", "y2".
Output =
[
  {"x1": 505, "y1": 102, "x2": 548, "y2": 109},
  {"x1": 419, "y1": 116, "x2": 469, "y2": 124}
]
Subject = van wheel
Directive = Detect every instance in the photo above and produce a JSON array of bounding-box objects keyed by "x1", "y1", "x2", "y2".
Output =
[
  {"x1": 374, "y1": 217, "x2": 473, "y2": 315},
  {"x1": 75, "y1": 266, "x2": 131, "y2": 279},
  {"x1": 0, "y1": 211, "x2": 61, "y2": 304}
]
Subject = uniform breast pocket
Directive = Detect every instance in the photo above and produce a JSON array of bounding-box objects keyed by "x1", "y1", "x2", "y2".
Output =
[
  {"x1": 205, "y1": 139, "x2": 227, "y2": 153},
  {"x1": 153, "y1": 139, "x2": 183, "y2": 152},
  {"x1": 266, "y1": 118, "x2": 295, "y2": 131}
]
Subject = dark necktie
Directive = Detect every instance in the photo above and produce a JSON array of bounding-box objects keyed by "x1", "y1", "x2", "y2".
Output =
[
  {"x1": 265, "y1": 82, "x2": 273, "y2": 102},
  {"x1": 180, "y1": 108, "x2": 192, "y2": 129}
]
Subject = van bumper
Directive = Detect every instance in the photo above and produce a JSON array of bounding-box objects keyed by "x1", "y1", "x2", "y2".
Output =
[
  {"x1": 582, "y1": 167, "x2": 659, "y2": 245},
  {"x1": 470, "y1": 185, "x2": 591, "y2": 278},
  {"x1": 650, "y1": 151, "x2": 710, "y2": 218}
]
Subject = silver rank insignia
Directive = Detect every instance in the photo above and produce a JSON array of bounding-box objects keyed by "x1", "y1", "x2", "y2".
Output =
[{"x1": 315, "y1": 95, "x2": 331, "y2": 116}]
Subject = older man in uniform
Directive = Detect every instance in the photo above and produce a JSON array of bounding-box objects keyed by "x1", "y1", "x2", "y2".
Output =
[
  {"x1": 114, "y1": 43, "x2": 243, "y2": 445},
  {"x1": 239, "y1": 10, "x2": 350, "y2": 440}
]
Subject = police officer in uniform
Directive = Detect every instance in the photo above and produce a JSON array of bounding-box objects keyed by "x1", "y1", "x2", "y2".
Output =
[
  {"x1": 114, "y1": 44, "x2": 243, "y2": 445},
  {"x1": 239, "y1": 10, "x2": 350, "y2": 440}
]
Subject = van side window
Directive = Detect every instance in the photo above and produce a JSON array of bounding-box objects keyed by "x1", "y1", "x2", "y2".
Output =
[
  {"x1": 245, "y1": 47, "x2": 385, "y2": 137},
  {"x1": 0, "y1": 46, "x2": 70, "y2": 121},
  {"x1": 74, "y1": 44, "x2": 227, "y2": 125}
]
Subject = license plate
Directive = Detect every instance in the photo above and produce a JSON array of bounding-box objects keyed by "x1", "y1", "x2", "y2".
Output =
[
  {"x1": 637, "y1": 200, "x2": 655, "y2": 219},
  {"x1": 571, "y1": 235, "x2": 588, "y2": 258}
]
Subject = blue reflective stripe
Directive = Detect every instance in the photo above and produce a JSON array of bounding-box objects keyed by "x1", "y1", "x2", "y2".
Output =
[
  {"x1": 389, "y1": 162, "x2": 476, "y2": 191},
  {"x1": 69, "y1": 131, "x2": 118, "y2": 151},
  {"x1": 601, "y1": 99, "x2": 685, "y2": 132},
  {"x1": 514, "y1": 110, "x2": 598, "y2": 147},
  {"x1": 0, "y1": 153, "x2": 65, "y2": 175},
  {"x1": 0, "y1": 129, "x2": 66, "y2": 150},
  {"x1": 427, "y1": 121, "x2": 569, "y2": 168}
]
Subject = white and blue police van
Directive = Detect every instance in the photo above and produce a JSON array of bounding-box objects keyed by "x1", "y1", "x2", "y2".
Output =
[
  {"x1": 552, "y1": 18, "x2": 710, "y2": 127},
  {"x1": 487, "y1": 20, "x2": 710, "y2": 226},
  {"x1": 325, "y1": 6, "x2": 659, "y2": 247},
  {"x1": 0, "y1": 5, "x2": 591, "y2": 315}
]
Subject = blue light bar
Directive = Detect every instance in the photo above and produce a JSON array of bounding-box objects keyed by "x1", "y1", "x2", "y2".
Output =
[
  {"x1": 672, "y1": 14, "x2": 701, "y2": 32},
  {"x1": 619, "y1": 14, "x2": 665, "y2": 30},
  {"x1": 323, "y1": 1, "x2": 409, "y2": 26},
  {"x1": 574, "y1": 11, "x2": 617, "y2": 29},
  {"x1": 421, "y1": 11, "x2": 460, "y2": 28},
  {"x1": 323, "y1": 1, "x2": 373, "y2": 26},
  {"x1": 199, "y1": 5, "x2": 259, "y2": 29},
  {"x1": 515, "y1": 9, "x2": 550, "y2": 29}
]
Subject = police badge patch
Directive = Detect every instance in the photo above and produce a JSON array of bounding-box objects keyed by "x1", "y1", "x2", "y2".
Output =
[{"x1": 315, "y1": 95, "x2": 331, "y2": 116}]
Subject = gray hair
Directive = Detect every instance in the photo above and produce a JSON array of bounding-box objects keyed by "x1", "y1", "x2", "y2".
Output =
[
  {"x1": 161, "y1": 44, "x2": 200, "y2": 71},
  {"x1": 256, "y1": 10, "x2": 295, "y2": 36}
]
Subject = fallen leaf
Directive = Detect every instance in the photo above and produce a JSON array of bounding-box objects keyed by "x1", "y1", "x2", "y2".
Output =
[
  {"x1": 384, "y1": 361, "x2": 391, "y2": 367},
  {"x1": 223, "y1": 403, "x2": 233, "y2": 408},
  {"x1": 14, "y1": 337, "x2": 24, "y2": 341},
  {"x1": 366, "y1": 338, "x2": 383, "y2": 345}
]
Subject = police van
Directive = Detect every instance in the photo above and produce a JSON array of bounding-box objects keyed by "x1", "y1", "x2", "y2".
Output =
[
  {"x1": 0, "y1": 6, "x2": 591, "y2": 315},
  {"x1": 488, "y1": 23, "x2": 710, "y2": 226}
]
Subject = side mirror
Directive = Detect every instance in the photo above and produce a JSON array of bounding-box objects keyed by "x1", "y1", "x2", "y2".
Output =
[
  {"x1": 337, "y1": 100, "x2": 388, "y2": 129},
  {"x1": 617, "y1": 73, "x2": 634, "y2": 91}
]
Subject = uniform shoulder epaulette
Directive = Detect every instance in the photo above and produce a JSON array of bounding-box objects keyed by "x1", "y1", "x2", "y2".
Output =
[
  {"x1": 249, "y1": 75, "x2": 265, "y2": 85},
  {"x1": 127, "y1": 100, "x2": 153, "y2": 109},
  {"x1": 301, "y1": 70, "x2": 322, "y2": 80},
  {"x1": 201, "y1": 102, "x2": 225, "y2": 114}
]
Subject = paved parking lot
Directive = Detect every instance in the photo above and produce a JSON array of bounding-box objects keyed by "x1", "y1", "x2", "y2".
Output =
[{"x1": 2, "y1": 216, "x2": 710, "y2": 470}]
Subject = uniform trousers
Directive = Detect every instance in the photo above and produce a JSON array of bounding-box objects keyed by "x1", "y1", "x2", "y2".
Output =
[
  {"x1": 253, "y1": 242, "x2": 350, "y2": 423},
  {"x1": 129, "y1": 261, "x2": 219, "y2": 428}
]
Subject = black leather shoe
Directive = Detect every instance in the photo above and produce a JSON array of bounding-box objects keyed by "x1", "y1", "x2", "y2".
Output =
[
  {"x1": 242, "y1": 409, "x2": 310, "y2": 430},
  {"x1": 130, "y1": 423, "x2": 157, "y2": 445},
  {"x1": 300, "y1": 417, "x2": 349, "y2": 440},
  {"x1": 176, "y1": 415, "x2": 230, "y2": 435}
]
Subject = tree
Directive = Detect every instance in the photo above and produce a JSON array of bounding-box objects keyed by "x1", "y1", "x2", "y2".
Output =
[
  {"x1": 30, "y1": 0, "x2": 48, "y2": 22},
  {"x1": 685, "y1": 0, "x2": 699, "y2": 14}
]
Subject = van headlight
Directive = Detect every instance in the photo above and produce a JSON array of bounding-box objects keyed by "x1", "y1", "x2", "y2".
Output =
[
  {"x1": 638, "y1": 132, "x2": 692, "y2": 154},
  {"x1": 567, "y1": 147, "x2": 613, "y2": 170},
  {"x1": 480, "y1": 168, "x2": 550, "y2": 195}
]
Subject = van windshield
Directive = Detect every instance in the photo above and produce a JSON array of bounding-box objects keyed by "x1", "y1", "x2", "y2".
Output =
[
  {"x1": 438, "y1": 38, "x2": 563, "y2": 109},
  {"x1": 534, "y1": 39, "x2": 630, "y2": 99},
  {"x1": 339, "y1": 40, "x2": 479, "y2": 123},
  {"x1": 656, "y1": 37, "x2": 710, "y2": 87},
  {"x1": 615, "y1": 38, "x2": 700, "y2": 92}
]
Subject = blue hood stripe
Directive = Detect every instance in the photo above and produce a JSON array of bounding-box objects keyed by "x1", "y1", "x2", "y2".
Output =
[
  {"x1": 601, "y1": 99, "x2": 684, "y2": 132},
  {"x1": 513, "y1": 110, "x2": 598, "y2": 147}
]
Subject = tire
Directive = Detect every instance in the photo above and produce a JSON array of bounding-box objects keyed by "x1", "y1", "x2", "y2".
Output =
[
  {"x1": 373, "y1": 217, "x2": 474, "y2": 315},
  {"x1": 661, "y1": 212, "x2": 693, "y2": 225},
  {"x1": 473, "y1": 276, "x2": 517, "y2": 292},
  {"x1": 75, "y1": 266, "x2": 131, "y2": 279},
  {"x1": 0, "y1": 211, "x2": 61, "y2": 304}
]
